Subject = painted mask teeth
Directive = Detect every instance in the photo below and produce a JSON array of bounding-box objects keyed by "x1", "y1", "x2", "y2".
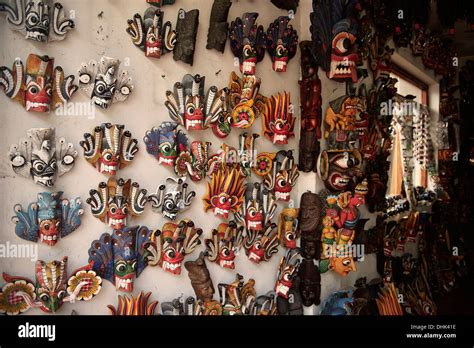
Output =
[
  {"x1": 108, "y1": 217, "x2": 126, "y2": 227},
  {"x1": 273, "y1": 134, "x2": 287, "y2": 143},
  {"x1": 329, "y1": 60, "x2": 355, "y2": 78},
  {"x1": 146, "y1": 46, "x2": 159, "y2": 56},
  {"x1": 274, "y1": 60, "x2": 287, "y2": 71},
  {"x1": 100, "y1": 163, "x2": 118, "y2": 174},
  {"x1": 158, "y1": 157, "x2": 173, "y2": 165},
  {"x1": 163, "y1": 211, "x2": 177, "y2": 220},
  {"x1": 249, "y1": 251, "x2": 261, "y2": 263},
  {"x1": 243, "y1": 61, "x2": 256, "y2": 74},
  {"x1": 185, "y1": 119, "x2": 202, "y2": 130},
  {"x1": 248, "y1": 220, "x2": 262, "y2": 230},
  {"x1": 26, "y1": 101, "x2": 50, "y2": 111},
  {"x1": 26, "y1": 31, "x2": 47, "y2": 41},
  {"x1": 93, "y1": 97, "x2": 111, "y2": 108},
  {"x1": 162, "y1": 261, "x2": 181, "y2": 274},
  {"x1": 219, "y1": 259, "x2": 234, "y2": 268},
  {"x1": 275, "y1": 191, "x2": 290, "y2": 201},
  {"x1": 33, "y1": 176, "x2": 54, "y2": 187},
  {"x1": 39, "y1": 233, "x2": 59, "y2": 244},
  {"x1": 214, "y1": 207, "x2": 229, "y2": 218},
  {"x1": 276, "y1": 283, "x2": 290, "y2": 297},
  {"x1": 116, "y1": 277, "x2": 133, "y2": 292}
]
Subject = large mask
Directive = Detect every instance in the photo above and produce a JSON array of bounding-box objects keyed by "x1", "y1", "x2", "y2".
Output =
[
  {"x1": 0, "y1": 54, "x2": 77, "y2": 112},
  {"x1": 229, "y1": 13, "x2": 265, "y2": 75},
  {"x1": 298, "y1": 258, "x2": 321, "y2": 307},
  {"x1": 228, "y1": 71, "x2": 267, "y2": 129},
  {"x1": 262, "y1": 92, "x2": 295, "y2": 144},
  {"x1": 148, "y1": 177, "x2": 195, "y2": 220},
  {"x1": 78, "y1": 56, "x2": 133, "y2": 109},
  {"x1": 8, "y1": 128, "x2": 77, "y2": 187},
  {"x1": 310, "y1": 0, "x2": 359, "y2": 82},
  {"x1": 144, "y1": 122, "x2": 188, "y2": 167},
  {"x1": 205, "y1": 221, "x2": 244, "y2": 269},
  {"x1": 0, "y1": 256, "x2": 101, "y2": 315},
  {"x1": 146, "y1": 220, "x2": 203, "y2": 275},
  {"x1": 0, "y1": 0, "x2": 74, "y2": 42},
  {"x1": 298, "y1": 41, "x2": 322, "y2": 172},
  {"x1": 206, "y1": 0, "x2": 232, "y2": 53},
  {"x1": 243, "y1": 223, "x2": 280, "y2": 264},
  {"x1": 80, "y1": 123, "x2": 138, "y2": 176},
  {"x1": 278, "y1": 208, "x2": 299, "y2": 249},
  {"x1": 173, "y1": 9, "x2": 199, "y2": 66},
  {"x1": 88, "y1": 227, "x2": 152, "y2": 292},
  {"x1": 12, "y1": 191, "x2": 83, "y2": 246},
  {"x1": 203, "y1": 167, "x2": 245, "y2": 219},
  {"x1": 86, "y1": 177, "x2": 147, "y2": 230},
  {"x1": 165, "y1": 74, "x2": 224, "y2": 131},
  {"x1": 235, "y1": 182, "x2": 277, "y2": 232},
  {"x1": 266, "y1": 16, "x2": 298, "y2": 73},
  {"x1": 218, "y1": 274, "x2": 256, "y2": 315},
  {"x1": 126, "y1": 7, "x2": 176, "y2": 58},
  {"x1": 263, "y1": 150, "x2": 299, "y2": 201},
  {"x1": 275, "y1": 249, "x2": 300, "y2": 299},
  {"x1": 185, "y1": 252, "x2": 215, "y2": 303},
  {"x1": 108, "y1": 291, "x2": 159, "y2": 315},
  {"x1": 319, "y1": 149, "x2": 362, "y2": 192}
]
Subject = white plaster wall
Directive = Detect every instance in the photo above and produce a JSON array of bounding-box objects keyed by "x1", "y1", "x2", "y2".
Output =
[{"x1": 0, "y1": 0, "x2": 440, "y2": 315}]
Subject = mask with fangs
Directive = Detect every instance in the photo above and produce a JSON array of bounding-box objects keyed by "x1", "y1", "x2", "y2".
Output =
[
  {"x1": 319, "y1": 149, "x2": 362, "y2": 192},
  {"x1": 78, "y1": 56, "x2": 133, "y2": 109},
  {"x1": 234, "y1": 182, "x2": 277, "y2": 233},
  {"x1": 218, "y1": 274, "x2": 256, "y2": 315},
  {"x1": 310, "y1": 0, "x2": 359, "y2": 82},
  {"x1": 262, "y1": 92, "x2": 296, "y2": 145},
  {"x1": 80, "y1": 123, "x2": 138, "y2": 176},
  {"x1": 263, "y1": 150, "x2": 299, "y2": 202},
  {"x1": 275, "y1": 249, "x2": 300, "y2": 299},
  {"x1": 148, "y1": 177, "x2": 196, "y2": 221},
  {"x1": 146, "y1": 220, "x2": 203, "y2": 275},
  {"x1": 8, "y1": 128, "x2": 77, "y2": 187},
  {"x1": 0, "y1": 256, "x2": 101, "y2": 315},
  {"x1": 165, "y1": 74, "x2": 225, "y2": 131},
  {"x1": 108, "y1": 291, "x2": 159, "y2": 315},
  {"x1": 0, "y1": 0, "x2": 74, "y2": 42},
  {"x1": 243, "y1": 222, "x2": 280, "y2": 264},
  {"x1": 205, "y1": 221, "x2": 244, "y2": 270},
  {"x1": 126, "y1": 7, "x2": 176, "y2": 58},
  {"x1": 278, "y1": 208, "x2": 299, "y2": 249},
  {"x1": 203, "y1": 167, "x2": 245, "y2": 220},
  {"x1": 229, "y1": 12, "x2": 266, "y2": 75},
  {"x1": 144, "y1": 122, "x2": 189, "y2": 167},
  {"x1": 228, "y1": 71, "x2": 267, "y2": 129},
  {"x1": 86, "y1": 177, "x2": 147, "y2": 230},
  {"x1": 88, "y1": 226, "x2": 152, "y2": 293},
  {"x1": 0, "y1": 54, "x2": 77, "y2": 112},
  {"x1": 12, "y1": 191, "x2": 83, "y2": 246},
  {"x1": 266, "y1": 16, "x2": 298, "y2": 73}
]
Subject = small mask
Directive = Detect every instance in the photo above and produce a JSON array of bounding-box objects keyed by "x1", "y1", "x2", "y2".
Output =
[
  {"x1": 173, "y1": 9, "x2": 199, "y2": 66},
  {"x1": 206, "y1": 0, "x2": 232, "y2": 53},
  {"x1": 165, "y1": 74, "x2": 225, "y2": 131},
  {"x1": 12, "y1": 192, "x2": 83, "y2": 246},
  {"x1": 228, "y1": 72, "x2": 267, "y2": 129},
  {"x1": 310, "y1": 0, "x2": 359, "y2": 82},
  {"x1": 319, "y1": 149, "x2": 362, "y2": 192},
  {"x1": 86, "y1": 177, "x2": 147, "y2": 230},
  {"x1": 148, "y1": 177, "x2": 196, "y2": 220},
  {"x1": 8, "y1": 128, "x2": 77, "y2": 187},
  {"x1": 126, "y1": 7, "x2": 176, "y2": 58},
  {"x1": 203, "y1": 167, "x2": 245, "y2": 219},
  {"x1": 0, "y1": 54, "x2": 77, "y2": 112},
  {"x1": 108, "y1": 291, "x2": 159, "y2": 315},
  {"x1": 278, "y1": 208, "x2": 299, "y2": 249},
  {"x1": 88, "y1": 227, "x2": 152, "y2": 292},
  {"x1": 229, "y1": 13, "x2": 265, "y2": 75},
  {"x1": 205, "y1": 221, "x2": 244, "y2": 269},
  {"x1": 78, "y1": 56, "x2": 133, "y2": 109},
  {"x1": 263, "y1": 150, "x2": 299, "y2": 201},
  {"x1": 243, "y1": 223, "x2": 280, "y2": 264},
  {"x1": 0, "y1": 256, "x2": 101, "y2": 315},
  {"x1": 275, "y1": 249, "x2": 300, "y2": 299},
  {"x1": 175, "y1": 141, "x2": 213, "y2": 181},
  {"x1": 266, "y1": 16, "x2": 298, "y2": 73},
  {"x1": 0, "y1": 0, "x2": 74, "y2": 42},
  {"x1": 218, "y1": 274, "x2": 256, "y2": 315},
  {"x1": 211, "y1": 88, "x2": 233, "y2": 138},
  {"x1": 235, "y1": 182, "x2": 277, "y2": 232},
  {"x1": 262, "y1": 92, "x2": 295, "y2": 144},
  {"x1": 298, "y1": 258, "x2": 321, "y2": 306},
  {"x1": 146, "y1": 220, "x2": 203, "y2": 275},
  {"x1": 81, "y1": 123, "x2": 138, "y2": 176},
  {"x1": 185, "y1": 252, "x2": 215, "y2": 302},
  {"x1": 144, "y1": 122, "x2": 189, "y2": 167}
]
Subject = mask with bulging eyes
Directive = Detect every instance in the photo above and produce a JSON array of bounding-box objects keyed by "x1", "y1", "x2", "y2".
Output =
[
  {"x1": 319, "y1": 149, "x2": 362, "y2": 192},
  {"x1": 266, "y1": 16, "x2": 298, "y2": 73},
  {"x1": 8, "y1": 128, "x2": 77, "y2": 188},
  {"x1": 78, "y1": 56, "x2": 134, "y2": 109}
]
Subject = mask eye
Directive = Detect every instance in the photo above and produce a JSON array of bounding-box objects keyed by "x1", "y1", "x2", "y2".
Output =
[
  {"x1": 27, "y1": 85, "x2": 39, "y2": 95},
  {"x1": 342, "y1": 259, "x2": 351, "y2": 266},
  {"x1": 221, "y1": 247, "x2": 230, "y2": 256},
  {"x1": 103, "y1": 153, "x2": 113, "y2": 161},
  {"x1": 39, "y1": 293, "x2": 49, "y2": 302},
  {"x1": 277, "y1": 178, "x2": 287, "y2": 188},
  {"x1": 49, "y1": 159, "x2": 57, "y2": 170},
  {"x1": 32, "y1": 160, "x2": 46, "y2": 172},
  {"x1": 46, "y1": 87, "x2": 52, "y2": 96},
  {"x1": 131, "y1": 261, "x2": 137, "y2": 271},
  {"x1": 254, "y1": 242, "x2": 261, "y2": 250},
  {"x1": 283, "y1": 273, "x2": 291, "y2": 281},
  {"x1": 165, "y1": 249, "x2": 176, "y2": 258},
  {"x1": 94, "y1": 81, "x2": 106, "y2": 94},
  {"x1": 285, "y1": 232, "x2": 294, "y2": 240},
  {"x1": 26, "y1": 13, "x2": 39, "y2": 26},
  {"x1": 115, "y1": 262, "x2": 126, "y2": 273},
  {"x1": 186, "y1": 104, "x2": 195, "y2": 115},
  {"x1": 219, "y1": 196, "x2": 227, "y2": 204},
  {"x1": 57, "y1": 290, "x2": 66, "y2": 300},
  {"x1": 122, "y1": 207, "x2": 128, "y2": 214},
  {"x1": 110, "y1": 207, "x2": 117, "y2": 214},
  {"x1": 244, "y1": 47, "x2": 252, "y2": 57}
]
